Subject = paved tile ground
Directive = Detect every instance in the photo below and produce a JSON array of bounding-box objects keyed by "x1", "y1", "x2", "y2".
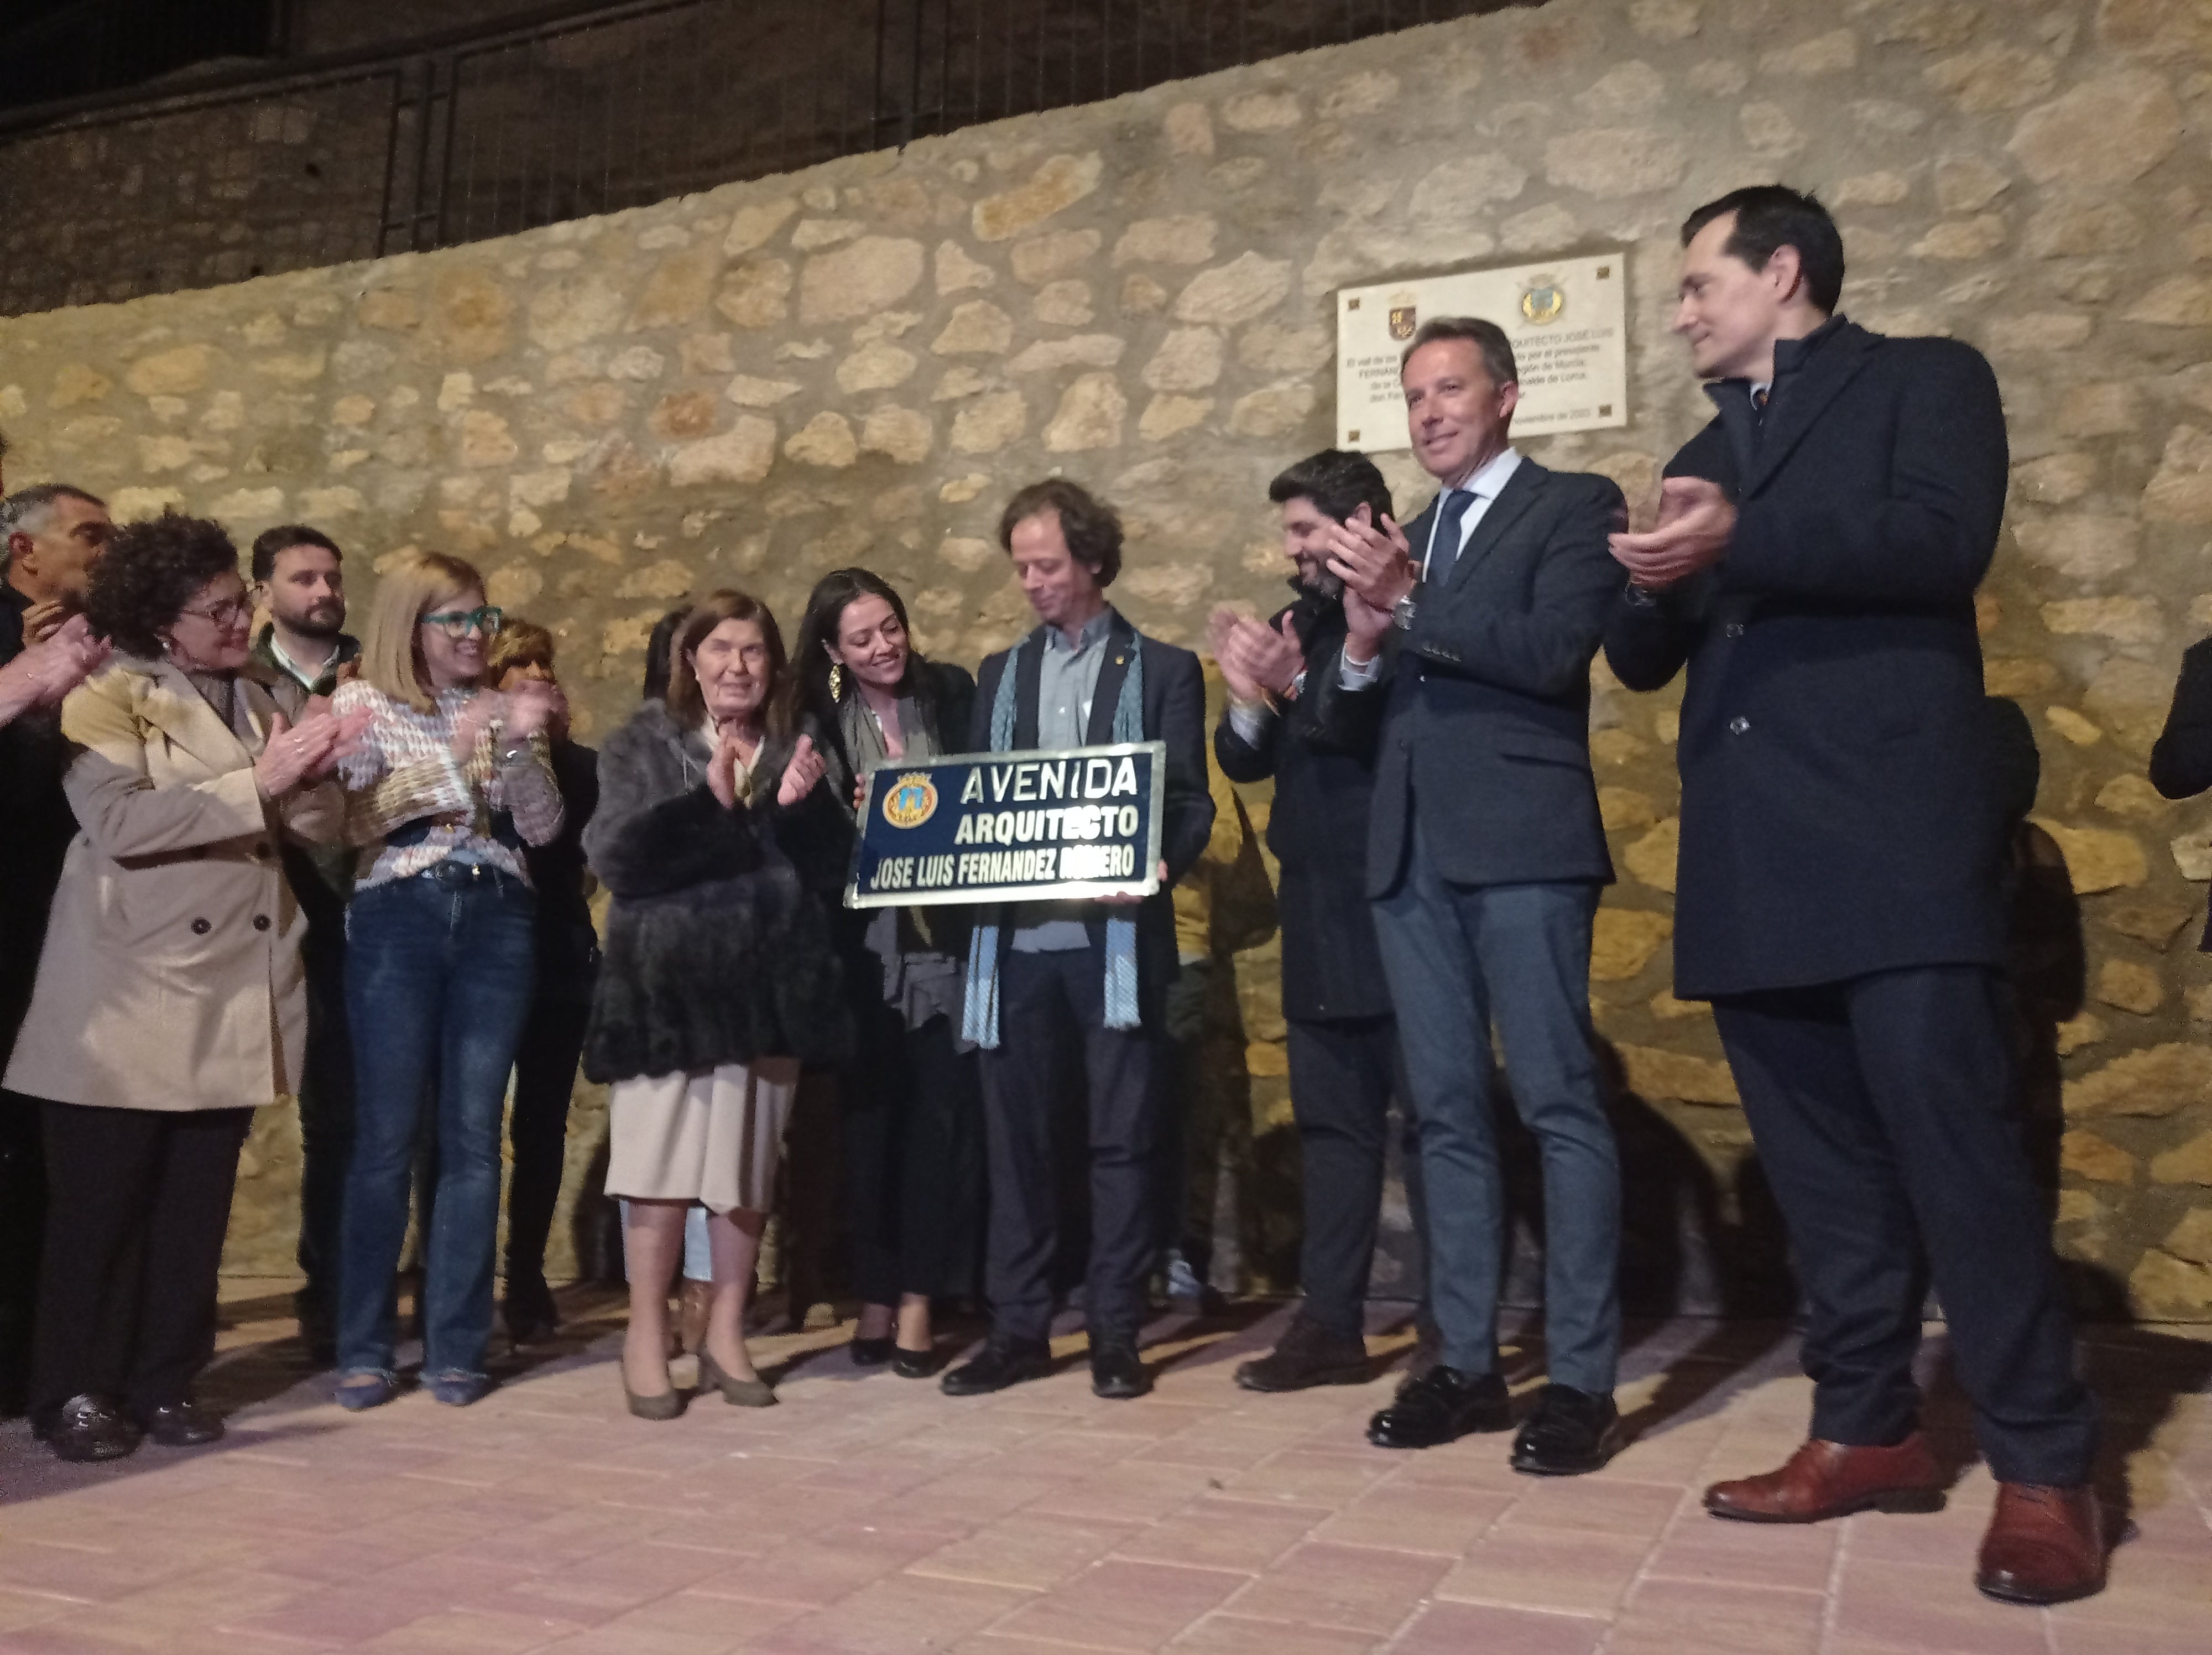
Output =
[{"x1": 0, "y1": 1284, "x2": 2206, "y2": 1654}]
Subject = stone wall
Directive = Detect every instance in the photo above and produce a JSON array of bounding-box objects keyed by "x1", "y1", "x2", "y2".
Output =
[{"x1": 3, "y1": 0, "x2": 2210, "y2": 1317}]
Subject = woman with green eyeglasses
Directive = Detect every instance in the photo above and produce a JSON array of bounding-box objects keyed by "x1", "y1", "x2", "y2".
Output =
[{"x1": 327, "y1": 551, "x2": 565, "y2": 1411}]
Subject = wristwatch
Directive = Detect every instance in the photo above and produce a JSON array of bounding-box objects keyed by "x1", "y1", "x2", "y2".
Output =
[{"x1": 1391, "y1": 590, "x2": 1419, "y2": 632}]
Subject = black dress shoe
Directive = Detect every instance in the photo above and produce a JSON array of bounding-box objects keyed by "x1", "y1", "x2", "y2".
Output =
[
  {"x1": 1366, "y1": 1365, "x2": 1512, "y2": 1449},
  {"x1": 1089, "y1": 1337, "x2": 1150, "y2": 1399},
  {"x1": 139, "y1": 1399, "x2": 224, "y2": 1448},
  {"x1": 1510, "y1": 1383, "x2": 1622, "y2": 1476},
  {"x1": 502, "y1": 1277, "x2": 561, "y2": 1347},
  {"x1": 1235, "y1": 1316, "x2": 1369, "y2": 1393},
  {"x1": 851, "y1": 1336, "x2": 895, "y2": 1367},
  {"x1": 36, "y1": 1394, "x2": 141, "y2": 1463},
  {"x1": 941, "y1": 1336, "x2": 1051, "y2": 1396}
]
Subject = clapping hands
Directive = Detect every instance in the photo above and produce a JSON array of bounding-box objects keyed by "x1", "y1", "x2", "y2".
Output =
[
  {"x1": 776, "y1": 733, "x2": 826, "y2": 808},
  {"x1": 1608, "y1": 476, "x2": 1735, "y2": 591},
  {"x1": 1206, "y1": 604, "x2": 1303, "y2": 705},
  {"x1": 1323, "y1": 505, "x2": 1417, "y2": 614},
  {"x1": 0, "y1": 614, "x2": 111, "y2": 715},
  {"x1": 253, "y1": 705, "x2": 372, "y2": 798},
  {"x1": 500, "y1": 678, "x2": 564, "y2": 742}
]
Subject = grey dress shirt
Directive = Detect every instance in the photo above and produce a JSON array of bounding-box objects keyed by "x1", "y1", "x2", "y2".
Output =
[{"x1": 1010, "y1": 608, "x2": 1113, "y2": 953}]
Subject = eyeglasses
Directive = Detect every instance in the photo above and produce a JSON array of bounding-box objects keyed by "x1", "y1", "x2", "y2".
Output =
[
  {"x1": 177, "y1": 597, "x2": 252, "y2": 628},
  {"x1": 420, "y1": 606, "x2": 503, "y2": 639}
]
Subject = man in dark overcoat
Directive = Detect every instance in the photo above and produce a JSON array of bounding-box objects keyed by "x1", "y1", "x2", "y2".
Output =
[{"x1": 1604, "y1": 185, "x2": 2103, "y2": 1605}]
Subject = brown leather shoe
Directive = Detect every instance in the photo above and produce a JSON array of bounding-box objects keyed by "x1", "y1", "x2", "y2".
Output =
[
  {"x1": 1976, "y1": 1483, "x2": 2105, "y2": 1605},
  {"x1": 1705, "y1": 1435, "x2": 1946, "y2": 1523},
  {"x1": 678, "y1": 1279, "x2": 713, "y2": 1356}
]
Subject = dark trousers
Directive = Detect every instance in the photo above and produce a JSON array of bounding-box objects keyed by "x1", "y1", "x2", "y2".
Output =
[
  {"x1": 29, "y1": 1101, "x2": 253, "y2": 1418},
  {"x1": 294, "y1": 924, "x2": 353, "y2": 1310},
  {"x1": 1287, "y1": 1014, "x2": 1430, "y2": 1340},
  {"x1": 0, "y1": 1090, "x2": 45, "y2": 1411},
  {"x1": 979, "y1": 941, "x2": 1161, "y2": 1344},
  {"x1": 1151, "y1": 955, "x2": 1217, "y2": 1273},
  {"x1": 504, "y1": 970, "x2": 594, "y2": 1294},
  {"x1": 842, "y1": 1009, "x2": 984, "y2": 1305},
  {"x1": 1712, "y1": 966, "x2": 2098, "y2": 1486},
  {"x1": 1371, "y1": 823, "x2": 1621, "y2": 1392}
]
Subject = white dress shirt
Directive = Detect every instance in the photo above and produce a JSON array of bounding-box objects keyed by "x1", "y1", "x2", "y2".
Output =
[{"x1": 1340, "y1": 446, "x2": 1523, "y2": 688}]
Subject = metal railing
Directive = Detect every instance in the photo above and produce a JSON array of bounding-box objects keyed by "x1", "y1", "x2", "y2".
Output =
[{"x1": 0, "y1": 0, "x2": 1528, "y2": 318}]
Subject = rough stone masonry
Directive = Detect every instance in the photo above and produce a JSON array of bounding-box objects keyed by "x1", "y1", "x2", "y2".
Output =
[{"x1": 2, "y1": 0, "x2": 2209, "y2": 1317}]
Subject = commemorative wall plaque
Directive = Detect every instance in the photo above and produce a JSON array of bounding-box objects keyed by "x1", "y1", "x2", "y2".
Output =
[
  {"x1": 844, "y1": 742, "x2": 1167, "y2": 909},
  {"x1": 1334, "y1": 251, "x2": 1630, "y2": 451}
]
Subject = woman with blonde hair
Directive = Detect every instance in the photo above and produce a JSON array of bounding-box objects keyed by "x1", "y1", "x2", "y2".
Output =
[
  {"x1": 329, "y1": 551, "x2": 564, "y2": 1411},
  {"x1": 583, "y1": 590, "x2": 846, "y2": 1416}
]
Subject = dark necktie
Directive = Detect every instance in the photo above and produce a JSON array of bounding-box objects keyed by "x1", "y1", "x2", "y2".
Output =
[
  {"x1": 1750, "y1": 385, "x2": 1770, "y2": 426},
  {"x1": 1426, "y1": 487, "x2": 1476, "y2": 586}
]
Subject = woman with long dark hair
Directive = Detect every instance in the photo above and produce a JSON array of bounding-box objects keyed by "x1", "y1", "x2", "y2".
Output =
[{"x1": 786, "y1": 568, "x2": 984, "y2": 1376}]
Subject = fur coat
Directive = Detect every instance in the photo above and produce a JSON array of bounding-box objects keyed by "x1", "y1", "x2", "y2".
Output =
[{"x1": 580, "y1": 699, "x2": 850, "y2": 1084}]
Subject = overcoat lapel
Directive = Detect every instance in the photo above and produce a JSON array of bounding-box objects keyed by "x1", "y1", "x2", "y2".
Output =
[
  {"x1": 138, "y1": 658, "x2": 255, "y2": 776},
  {"x1": 1741, "y1": 322, "x2": 1877, "y2": 497}
]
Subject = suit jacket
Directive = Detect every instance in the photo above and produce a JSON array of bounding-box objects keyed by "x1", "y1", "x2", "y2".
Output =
[
  {"x1": 4, "y1": 658, "x2": 343, "y2": 1112},
  {"x1": 1214, "y1": 589, "x2": 1392, "y2": 1022},
  {"x1": 1603, "y1": 318, "x2": 2013, "y2": 997},
  {"x1": 969, "y1": 609, "x2": 1215, "y2": 1026},
  {"x1": 2149, "y1": 636, "x2": 2212, "y2": 951},
  {"x1": 0, "y1": 585, "x2": 79, "y2": 1054},
  {"x1": 1307, "y1": 456, "x2": 1625, "y2": 897}
]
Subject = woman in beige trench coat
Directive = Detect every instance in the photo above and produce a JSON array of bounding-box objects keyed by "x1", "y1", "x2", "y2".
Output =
[{"x1": 7, "y1": 513, "x2": 365, "y2": 1464}]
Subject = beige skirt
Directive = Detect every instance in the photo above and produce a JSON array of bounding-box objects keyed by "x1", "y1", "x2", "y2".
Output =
[{"x1": 604, "y1": 1058, "x2": 801, "y2": 1214}]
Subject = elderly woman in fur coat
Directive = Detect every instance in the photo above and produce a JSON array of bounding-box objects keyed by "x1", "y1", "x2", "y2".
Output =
[{"x1": 582, "y1": 589, "x2": 849, "y2": 1417}]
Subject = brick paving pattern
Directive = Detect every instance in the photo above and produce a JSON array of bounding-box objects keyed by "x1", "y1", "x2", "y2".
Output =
[{"x1": 0, "y1": 1287, "x2": 2204, "y2": 1654}]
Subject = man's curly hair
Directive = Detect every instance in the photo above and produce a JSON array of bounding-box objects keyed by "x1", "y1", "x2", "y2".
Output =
[
  {"x1": 997, "y1": 478, "x2": 1123, "y2": 587},
  {"x1": 86, "y1": 512, "x2": 242, "y2": 659}
]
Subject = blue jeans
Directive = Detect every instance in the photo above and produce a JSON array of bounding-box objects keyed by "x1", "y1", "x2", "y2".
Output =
[
  {"x1": 1372, "y1": 823, "x2": 1620, "y2": 1393},
  {"x1": 337, "y1": 864, "x2": 536, "y2": 1380}
]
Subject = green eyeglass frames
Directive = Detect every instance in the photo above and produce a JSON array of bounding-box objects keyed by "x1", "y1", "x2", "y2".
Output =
[{"x1": 420, "y1": 606, "x2": 503, "y2": 638}]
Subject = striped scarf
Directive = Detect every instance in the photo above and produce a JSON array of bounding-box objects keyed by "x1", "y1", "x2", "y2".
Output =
[{"x1": 961, "y1": 629, "x2": 1145, "y2": 1048}]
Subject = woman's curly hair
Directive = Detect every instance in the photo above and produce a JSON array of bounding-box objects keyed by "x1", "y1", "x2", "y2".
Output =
[{"x1": 85, "y1": 512, "x2": 242, "y2": 659}]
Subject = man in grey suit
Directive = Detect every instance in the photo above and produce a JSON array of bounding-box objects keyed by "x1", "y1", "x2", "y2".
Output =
[{"x1": 1311, "y1": 317, "x2": 1627, "y2": 1474}]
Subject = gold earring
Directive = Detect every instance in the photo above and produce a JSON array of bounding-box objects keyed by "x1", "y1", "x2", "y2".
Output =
[{"x1": 828, "y1": 661, "x2": 843, "y2": 700}]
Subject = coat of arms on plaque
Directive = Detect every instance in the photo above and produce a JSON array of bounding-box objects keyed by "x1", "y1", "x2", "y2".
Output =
[{"x1": 1519, "y1": 275, "x2": 1566, "y2": 325}]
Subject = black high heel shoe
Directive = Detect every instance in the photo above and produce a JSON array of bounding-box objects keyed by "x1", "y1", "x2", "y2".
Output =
[
  {"x1": 851, "y1": 1335, "x2": 895, "y2": 1367},
  {"x1": 890, "y1": 1345, "x2": 936, "y2": 1380}
]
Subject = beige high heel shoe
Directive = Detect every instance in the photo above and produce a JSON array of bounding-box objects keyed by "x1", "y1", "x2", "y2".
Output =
[{"x1": 696, "y1": 1348, "x2": 776, "y2": 1407}]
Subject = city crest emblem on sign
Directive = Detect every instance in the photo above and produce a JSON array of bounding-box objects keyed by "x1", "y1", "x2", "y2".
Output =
[
  {"x1": 881, "y1": 772, "x2": 939, "y2": 829},
  {"x1": 1387, "y1": 296, "x2": 1417, "y2": 340},
  {"x1": 1519, "y1": 276, "x2": 1566, "y2": 325}
]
